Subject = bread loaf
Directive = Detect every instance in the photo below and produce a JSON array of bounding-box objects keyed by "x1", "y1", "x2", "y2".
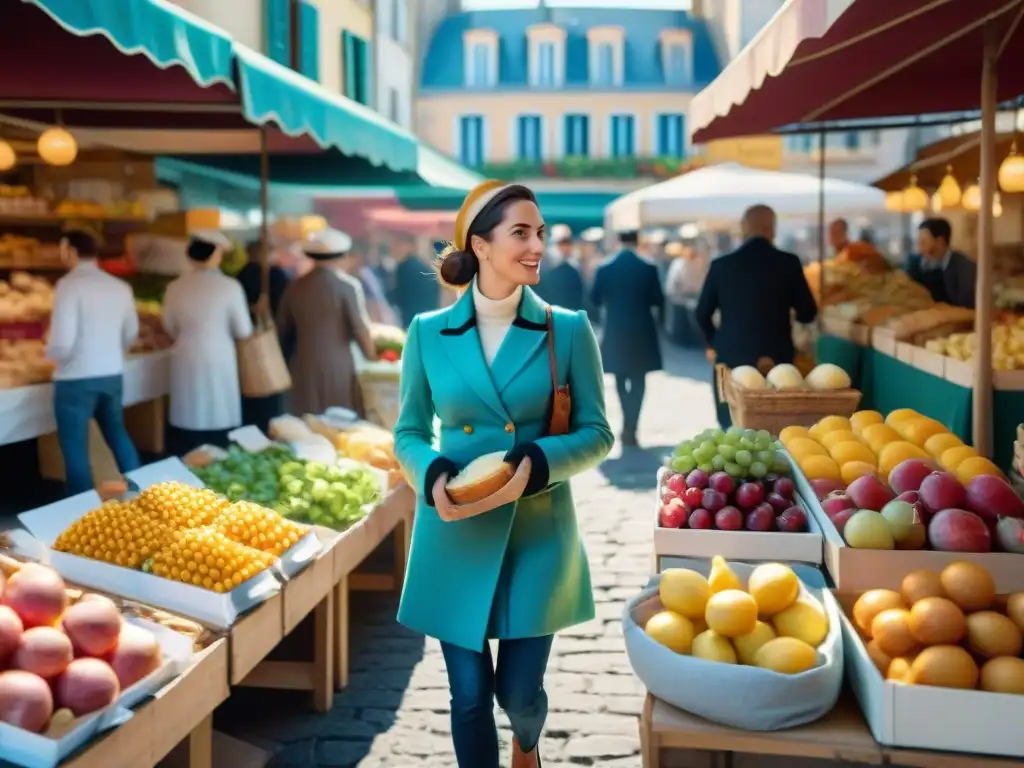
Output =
[{"x1": 446, "y1": 452, "x2": 515, "y2": 505}]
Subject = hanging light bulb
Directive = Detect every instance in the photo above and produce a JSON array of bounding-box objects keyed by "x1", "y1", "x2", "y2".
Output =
[
  {"x1": 962, "y1": 182, "x2": 981, "y2": 212},
  {"x1": 931, "y1": 191, "x2": 943, "y2": 213},
  {"x1": 994, "y1": 191, "x2": 1003, "y2": 218},
  {"x1": 901, "y1": 174, "x2": 929, "y2": 212},
  {"x1": 937, "y1": 166, "x2": 962, "y2": 207},
  {"x1": 0, "y1": 140, "x2": 15, "y2": 172},
  {"x1": 999, "y1": 143, "x2": 1024, "y2": 193},
  {"x1": 884, "y1": 190, "x2": 905, "y2": 213},
  {"x1": 37, "y1": 127, "x2": 78, "y2": 166}
]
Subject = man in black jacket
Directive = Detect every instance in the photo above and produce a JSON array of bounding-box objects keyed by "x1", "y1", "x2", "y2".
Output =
[
  {"x1": 904, "y1": 218, "x2": 977, "y2": 308},
  {"x1": 695, "y1": 205, "x2": 818, "y2": 428},
  {"x1": 535, "y1": 224, "x2": 585, "y2": 312}
]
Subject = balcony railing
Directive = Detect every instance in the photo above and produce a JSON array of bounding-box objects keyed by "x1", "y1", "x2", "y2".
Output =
[{"x1": 479, "y1": 156, "x2": 695, "y2": 180}]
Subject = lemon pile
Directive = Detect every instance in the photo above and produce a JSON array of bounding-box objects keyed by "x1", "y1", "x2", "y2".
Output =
[
  {"x1": 644, "y1": 557, "x2": 829, "y2": 675},
  {"x1": 779, "y1": 409, "x2": 1003, "y2": 487},
  {"x1": 54, "y1": 482, "x2": 310, "y2": 592}
]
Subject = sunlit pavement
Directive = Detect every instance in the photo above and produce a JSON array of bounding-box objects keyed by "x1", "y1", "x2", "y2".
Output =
[{"x1": 217, "y1": 342, "x2": 718, "y2": 767}]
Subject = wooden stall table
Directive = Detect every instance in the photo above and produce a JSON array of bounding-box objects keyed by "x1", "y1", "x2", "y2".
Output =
[
  {"x1": 62, "y1": 637, "x2": 229, "y2": 768},
  {"x1": 639, "y1": 693, "x2": 883, "y2": 768}
]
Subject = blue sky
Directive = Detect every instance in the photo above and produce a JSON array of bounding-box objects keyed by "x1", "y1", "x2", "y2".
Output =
[{"x1": 461, "y1": 0, "x2": 693, "y2": 9}]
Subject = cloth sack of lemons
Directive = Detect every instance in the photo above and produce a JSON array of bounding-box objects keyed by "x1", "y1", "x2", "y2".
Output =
[{"x1": 622, "y1": 559, "x2": 844, "y2": 731}]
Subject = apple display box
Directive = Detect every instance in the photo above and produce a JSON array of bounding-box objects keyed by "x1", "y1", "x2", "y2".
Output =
[
  {"x1": 790, "y1": 459, "x2": 1024, "y2": 592},
  {"x1": 17, "y1": 458, "x2": 320, "y2": 630},
  {"x1": 837, "y1": 593, "x2": 1024, "y2": 759},
  {"x1": 653, "y1": 468, "x2": 824, "y2": 569},
  {"x1": 0, "y1": 617, "x2": 193, "y2": 768}
]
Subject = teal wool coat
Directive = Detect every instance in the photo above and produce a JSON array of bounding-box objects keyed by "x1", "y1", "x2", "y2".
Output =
[{"x1": 394, "y1": 285, "x2": 614, "y2": 652}]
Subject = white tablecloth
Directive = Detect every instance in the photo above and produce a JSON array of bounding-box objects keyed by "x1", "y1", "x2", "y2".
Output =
[{"x1": 0, "y1": 352, "x2": 170, "y2": 446}]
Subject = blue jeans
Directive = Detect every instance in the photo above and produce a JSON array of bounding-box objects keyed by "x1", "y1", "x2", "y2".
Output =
[
  {"x1": 53, "y1": 376, "x2": 141, "y2": 495},
  {"x1": 441, "y1": 635, "x2": 554, "y2": 767}
]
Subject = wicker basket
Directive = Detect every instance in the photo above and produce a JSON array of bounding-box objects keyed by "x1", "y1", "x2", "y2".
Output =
[
  {"x1": 237, "y1": 315, "x2": 292, "y2": 398},
  {"x1": 716, "y1": 364, "x2": 862, "y2": 433}
]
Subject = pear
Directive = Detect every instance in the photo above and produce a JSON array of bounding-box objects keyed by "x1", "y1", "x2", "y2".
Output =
[{"x1": 708, "y1": 555, "x2": 742, "y2": 594}]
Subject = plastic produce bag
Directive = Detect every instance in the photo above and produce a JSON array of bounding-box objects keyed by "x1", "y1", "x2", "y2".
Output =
[{"x1": 622, "y1": 560, "x2": 843, "y2": 731}]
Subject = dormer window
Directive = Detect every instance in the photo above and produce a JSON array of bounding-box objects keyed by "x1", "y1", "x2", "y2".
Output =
[
  {"x1": 463, "y1": 29, "x2": 498, "y2": 88},
  {"x1": 527, "y1": 23, "x2": 566, "y2": 88},
  {"x1": 660, "y1": 29, "x2": 693, "y2": 87},
  {"x1": 587, "y1": 26, "x2": 624, "y2": 87}
]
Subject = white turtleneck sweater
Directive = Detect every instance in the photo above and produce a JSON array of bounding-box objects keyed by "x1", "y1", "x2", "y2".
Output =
[{"x1": 473, "y1": 279, "x2": 521, "y2": 366}]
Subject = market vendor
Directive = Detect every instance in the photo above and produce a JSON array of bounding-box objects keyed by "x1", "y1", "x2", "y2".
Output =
[
  {"x1": 904, "y1": 217, "x2": 977, "y2": 308},
  {"x1": 46, "y1": 227, "x2": 141, "y2": 495},
  {"x1": 276, "y1": 228, "x2": 378, "y2": 416},
  {"x1": 162, "y1": 231, "x2": 254, "y2": 456},
  {"x1": 696, "y1": 205, "x2": 818, "y2": 428}
]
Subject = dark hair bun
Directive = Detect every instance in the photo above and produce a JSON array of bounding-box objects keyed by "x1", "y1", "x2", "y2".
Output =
[{"x1": 438, "y1": 248, "x2": 479, "y2": 287}]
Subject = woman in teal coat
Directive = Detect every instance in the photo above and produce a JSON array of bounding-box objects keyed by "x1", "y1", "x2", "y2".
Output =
[{"x1": 394, "y1": 180, "x2": 613, "y2": 768}]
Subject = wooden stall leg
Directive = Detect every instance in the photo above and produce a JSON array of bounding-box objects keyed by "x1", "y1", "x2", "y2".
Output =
[
  {"x1": 640, "y1": 694, "x2": 659, "y2": 768},
  {"x1": 333, "y1": 575, "x2": 350, "y2": 691},
  {"x1": 313, "y1": 591, "x2": 335, "y2": 713},
  {"x1": 162, "y1": 714, "x2": 213, "y2": 768},
  {"x1": 393, "y1": 516, "x2": 410, "y2": 592}
]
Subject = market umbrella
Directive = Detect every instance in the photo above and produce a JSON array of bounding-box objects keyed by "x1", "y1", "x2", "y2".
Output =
[{"x1": 604, "y1": 163, "x2": 885, "y2": 231}]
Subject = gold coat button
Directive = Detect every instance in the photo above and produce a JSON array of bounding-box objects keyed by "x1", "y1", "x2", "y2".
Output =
[
  {"x1": 463, "y1": 425, "x2": 474, "y2": 434},
  {"x1": 504, "y1": 423, "x2": 515, "y2": 433}
]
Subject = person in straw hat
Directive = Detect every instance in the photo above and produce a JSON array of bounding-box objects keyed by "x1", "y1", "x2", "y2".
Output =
[
  {"x1": 393, "y1": 180, "x2": 613, "y2": 768},
  {"x1": 161, "y1": 230, "x2": 254, "y2": 456},
  {"x1": 275, "y1": 228, "x2": 378, "y2": 415}
]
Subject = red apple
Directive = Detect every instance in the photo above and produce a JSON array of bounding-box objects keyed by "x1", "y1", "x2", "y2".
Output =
[
  {"x1": 686, "y1": 470, "x2": 709, "y2": 490},
  {"x1": 702, "y1": 489, "x2": 727, "y2": 513},
  {"x1": 888, "y1": 459, "x2": 937, "y2": 495},
  {"x1": 810, "y1": 478, "x2": 845, "y2": 500},
  {"x1": 895, "y1": 490, "x2": 931, "y2": 525},
  {"x1": 688, "y1": 508, "x2": 713, "y2": 529},
  {"x1": 682, "y1": 487, "x2": 704, "y2": 511},
  {"x1": 847, "y1": 475, "x2": 896, "y2": 511},
  {"x1": 821, "y1": 493, "x2": 856, "y2": 518},
  {"x1": 715, "y1": 506, "x2": 743, "y2": 531},
  {"x1": 734, "y1": 482, "x2": 765, "y2": 510},
  {"x1": 772, "y1": 477, "x2": 796, "y2": 500},
  {"x1": 659, "y1": 499, "x2": 688, "y2": 529},
  {"x1": 966, "y1": 475, "x2": 1024, "y2": 521},
  {"x1": 776, "y1": 506, "x2": 808, "y2": 532},
  {"x1": 831, "y1": 507, "x2": 858, "y2": 536},
  {"x1": 927, "y1": 508, "x2": 991, "y2": 553},
  {"x1": 919, "y1": 472, "x2": 967, "y2": 514},
  {"x1": 709, "y1": 472, "x2": 735, "y2": 497},
  {"x1": 665, "y1": 473, "x2": 687, "y2": 496},
  {"x1": 746, "y1": 504, "x2": 775, "y2": 532},
  {"x1": 765, "y1": 492, "x2": 791, "y2": 514}
]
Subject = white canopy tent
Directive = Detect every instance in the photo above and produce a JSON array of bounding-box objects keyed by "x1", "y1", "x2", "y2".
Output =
[{"x1": 605, "y1": 162, "x2": 887, "y2": 231}]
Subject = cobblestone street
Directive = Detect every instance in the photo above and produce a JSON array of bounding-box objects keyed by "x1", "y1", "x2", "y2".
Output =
[{"x1": 219, "y1": 344, "x2": 718, "y2": 767}]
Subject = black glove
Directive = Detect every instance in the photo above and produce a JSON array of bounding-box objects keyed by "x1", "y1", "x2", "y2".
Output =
[
  {"x1": 423, "y1": 457, "x2": 458, "y2": 507},
  {"x1": 504, "y1": 442, "x2": 550, "y2": 497}
]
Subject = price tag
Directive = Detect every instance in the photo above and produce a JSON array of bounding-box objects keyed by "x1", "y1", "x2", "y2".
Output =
[{"x1": 228, "y1": 425, "x2": 274, "y2": 453}]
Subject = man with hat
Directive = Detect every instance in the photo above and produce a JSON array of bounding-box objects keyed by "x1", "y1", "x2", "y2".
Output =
[
  {"x1": 534, "y1": 223, "x2": 585, "y2": 312},
  {"x1": 276, "y1": 228, "x2": 378, "y2": 415},
  {"x1": 591, "y1": 229, "x2": 665, "y2": 447},
  {"x1": 46, "y1": 227, "x2": 141, "y2": 494}
]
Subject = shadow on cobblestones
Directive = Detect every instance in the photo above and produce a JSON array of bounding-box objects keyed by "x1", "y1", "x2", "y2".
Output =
[{"x1": 597, "y1": 445, "x2": 672, "y2": 491}]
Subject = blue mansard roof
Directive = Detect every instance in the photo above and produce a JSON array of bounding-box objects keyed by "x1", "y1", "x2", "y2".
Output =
[{"x1": 420, "y1": 7, "x2": 721, "y2": 92}]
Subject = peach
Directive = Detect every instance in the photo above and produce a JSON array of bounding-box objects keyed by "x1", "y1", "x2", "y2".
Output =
[
  {"x1": 108, "y1": 624, "x2": 161, "y2": 689},
  {"x1": 54, "y1": 658, "x2": 120, "y2": 716},
  {"x1": 3, "y1": 563, "x2": 67, "y2": 628},
  {"x1": 13, "y1": 627, "x2": 73, "y2": 679},
  {"x1": 0, "y1": 670, "x2": 53, "y2": 733},
  {"x1": 61, "y1": 597, "x2": 122, "y2": 657},
  {"x1": 0, "y1": 606, "x2": 23, "y2": 664}
]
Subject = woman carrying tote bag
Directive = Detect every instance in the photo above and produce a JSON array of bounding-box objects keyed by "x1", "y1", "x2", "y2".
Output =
[{"x1": 393, "y1": 181, "x2": 614, "y2": 768}]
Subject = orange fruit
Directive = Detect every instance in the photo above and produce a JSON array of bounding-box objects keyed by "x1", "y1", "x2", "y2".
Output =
[
  {"x1": 861, "y1": 424, "x2": 902, "y2": 454},
  {"x1": 885, "y1": 408, "x2": 922, "y2": 428},
  {"x1": 819, "y1": 430, "x2": 860, "y2": 451},
  {"x1": 830, "y1": 441, "x2": 877, "y2": 467},
  {"x1": 955, "y1": 457, "x2": 1003, "y2": 485},
  {"x1": 940, "y1": 445, "x2": 979, "y2": 472},
  {"x1": 841, "y1": 461, "x2": 878, "y2": 485},
  {"x1": 899, "y1": 418, "x2": 947, "y2": 447},
  {"x1": 850, "y1": 410, "x2": 884, "y2": 436},
  {"x1": 799, "y1": 455, "x2": 842, "y2": 483},
  {"x1": 779, "y1": 426, "x2": 811, "y2": 447},
  {"x1": 786, "y1": 438, "x2": 828, "y2": 461},
  {"x1": 924, "y1": 432, "x2": 963, "y2": 459},
  {"x1": 878, "y1": 441, "x2": 931, "y2": 479},
  {"x1": 808, "y1": 416, "x2": 852, "y2": 441}
]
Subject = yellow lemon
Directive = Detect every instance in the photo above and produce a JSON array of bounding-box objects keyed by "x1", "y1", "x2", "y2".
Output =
[
  {"x1": 885, "y1": 408, "x2": 923, "y2": 428},
  {"x1": 779, "y1": 425, "x2": 811, "y2": 447},
  {"x1": 900, "y1": 418, "x2": 947, "y2": 448},
  {"x1": 773, "y1": 597, "x2": 830, "y2": 648},
  {"x1": 924, "y1": 431, "x2": 963, "y2": 458},
  {"x1": 861, "y1": 423, "x2": 902, "y2": 454},
  {"x1": 878, "y1": 441, "x2": 930, "y2": 479},
  {"x1": 799, "y1": 455, "x2": 842, "y2": 483},
  {"x1": 692, "y1": 630, "x2": 737, "y2": 664},
  {"x1": 819, "y1": 430, "x2": 859, "y2": 451},
  {"x1": 705, "y1": 590, "x2": 759, "y2": 638},
  {"x1": 659, "y1": 569, "x2": 710, "y2": 620},
  {"x1": 754, "y1": 637, "x2": 819, "y2": 675},
  {"x1": 733, "y1": 621, "x2": 777, "y2": 665},
  {"x1": 787, "y1": 437, "x2": 828, "y2": 462},
  {"x1": 841, "y1": 461, "x2": 878, "y2": 485},
  {"x1": 940, "y1": 445, "x2": 979, "y2": 473},
  {"x1": 644, "y1": 611, "x2": 695, "y2": 654},
  {"x1": 808, "y1": 415, "x2": 852, "y2": 441},
  {"x1": 829, "y1": 441, "x2": 877, "y2": 467},
  {"x1": 955, "y1": 457, "x2": 1003, "y2": 485},
  {"x1": 850, "y1": 410, "x2": 884, "y2": 436},
  {"x1": 748, "y1": 563, "x2": 800, "y2": 615}
]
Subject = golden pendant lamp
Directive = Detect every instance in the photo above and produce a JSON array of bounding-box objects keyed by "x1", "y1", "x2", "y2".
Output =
[
  {"x1": 936, "y1": 166, "x2": 962, "y2": 207},
  {"x1": 37, "y1": 127, "x2": 78, "y2": 166},
  {"x1": 999, "y1": 142, "x2": 1024, "y2": 193},
  {"x1": 0, "y1": 140, "x2": 15, "y2": 171},
  {"x1": 900, "y1": 174, "x2": 929, "y2": 212},
  {"x1": 961, "y1": 182, "x2": 1002, "y2": 217}
]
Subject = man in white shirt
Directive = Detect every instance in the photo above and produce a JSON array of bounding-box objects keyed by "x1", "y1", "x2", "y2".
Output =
[{"x1": 46, "y1": 229, "x2": 141, "y2": 495}]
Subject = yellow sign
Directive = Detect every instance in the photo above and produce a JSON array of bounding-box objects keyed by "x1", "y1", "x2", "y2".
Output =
[{"x1": 704, "y1": 136, "x2": 783, "y2": 171}]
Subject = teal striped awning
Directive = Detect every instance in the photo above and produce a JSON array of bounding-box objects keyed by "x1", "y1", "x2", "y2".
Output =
[{"x1": 24, "y1": 0, "x2": 235, "y2": 88}]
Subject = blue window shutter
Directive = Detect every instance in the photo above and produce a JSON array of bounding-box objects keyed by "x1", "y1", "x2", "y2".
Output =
[
  {"x1": 625, "y1": 116, "x2": 634, "y2": 156},
  {"x1": 298, "y1": 1, "x2": 319, "y2": 80},
  {"x1": 581, "y1": 116, "x2": 589, "y2": 156},
  {"x1": 343, "y1": 31, "x2": 356, "y2": 98},
  {"x1": 533, "y1": 117, "x2": 542, "y2": 160},
  {"x1": 265, "y1": 0, "x2": 291, "y2": 66},
  {"x1": 358, "y1": 36, "x2": 372, "y2": 105},
  {"x1": 474, "y1": 117, "x2": 484, "y2": 165},
  {"x1": 677, "y1": 115, "x2": 686, "y2": 156}
]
